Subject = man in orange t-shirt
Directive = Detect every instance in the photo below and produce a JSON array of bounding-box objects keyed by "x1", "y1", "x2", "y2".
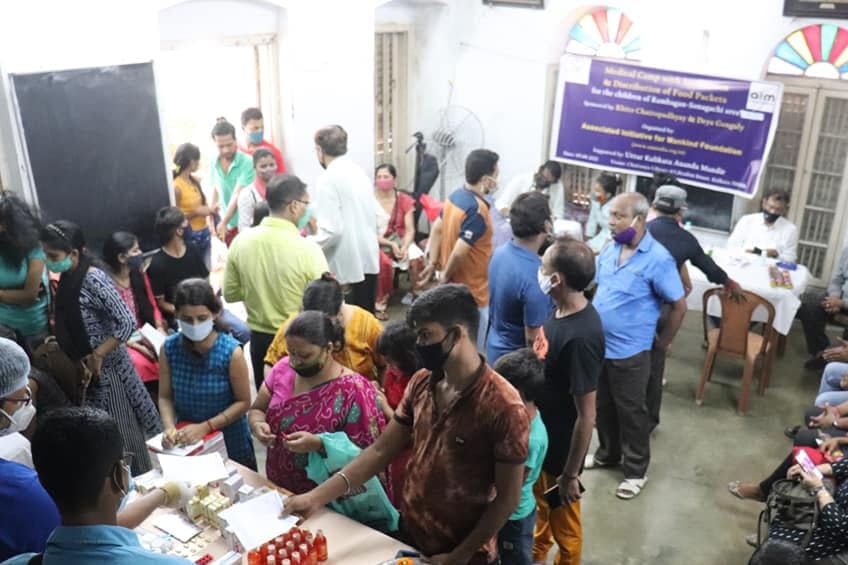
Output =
[{"x1": 425, "y1": 149, "x2": 498, "y2": 351}]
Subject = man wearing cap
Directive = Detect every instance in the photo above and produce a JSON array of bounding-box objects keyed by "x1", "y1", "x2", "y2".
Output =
[{"x1": 646, "y1": 185, "x2": 743, "y2": 429}]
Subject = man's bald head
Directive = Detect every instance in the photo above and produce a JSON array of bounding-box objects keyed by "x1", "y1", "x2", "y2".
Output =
[{"x1": 610, "y1": 192, "x2": 649, "y2": 219}]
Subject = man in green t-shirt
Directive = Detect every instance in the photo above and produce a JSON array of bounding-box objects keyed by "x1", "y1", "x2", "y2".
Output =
[{"x1": 208, "y1": 118, "x2": 255, "y2": 246}]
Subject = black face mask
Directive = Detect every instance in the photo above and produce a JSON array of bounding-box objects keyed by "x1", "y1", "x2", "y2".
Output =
[
  {"x1": 534, "y1": 173, "x2": 552, "y2": 190},
  {"x1": 416, "y1": 328, "x2": 457, "y2": 371},
  {"x1": 291, "y1": 351, "x2": 327, "y2": 378},
  {"x1": 763, "y1": 211, "x2": 781, "y2": 224}
]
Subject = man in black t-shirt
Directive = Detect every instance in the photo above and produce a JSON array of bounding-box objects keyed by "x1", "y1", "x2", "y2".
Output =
[
  {"x1": 147, "y1": 207, "x2": 250, "y2": 344},
  {"x1": 531, "y1": 238, "x2": 604, "y2": 565}
]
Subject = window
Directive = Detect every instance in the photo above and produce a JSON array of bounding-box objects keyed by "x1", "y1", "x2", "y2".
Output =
[
  {"x1": 375, "y1": 29, "x2": 410, "y2": 189},
  {"x1": 565, "y1": 7, "x2": 641, "y2": 61},
  {"x1": 557, "y1": 7, "x2": 639, "y2": 220},
  {"x1": 768, "y1": 24, "x2": 848, "y2": 80}
]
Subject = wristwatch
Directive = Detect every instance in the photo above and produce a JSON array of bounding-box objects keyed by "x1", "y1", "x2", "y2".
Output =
[{"x1": 810, "y1": 485, "x2": 826, "y2": 496}]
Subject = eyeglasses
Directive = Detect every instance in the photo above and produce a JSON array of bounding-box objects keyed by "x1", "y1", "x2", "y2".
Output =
[
  {"x1": 287, "y1": 199, "x2": 309, "y2": 207},
  {"x1": 1, "y1": 386, "x2": 32, "y2": 407},
  {"x1": 120, "y1": 451, "x2": 134, "y2": 472}
]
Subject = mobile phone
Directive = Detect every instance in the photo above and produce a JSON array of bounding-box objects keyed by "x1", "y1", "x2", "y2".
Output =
[
  {"x1": 752, "y1": 247, "x2": 762, "y2": 256},
  {"x1": 794, "y1": 449, "x2": 824, "y2": 480},
  {"x1": 544, "y1": 480, "x2": 585, "y2": 510}
]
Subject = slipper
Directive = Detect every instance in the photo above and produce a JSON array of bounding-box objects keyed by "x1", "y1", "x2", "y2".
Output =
[
  {"x1": 727, "y1": 481, "x2": 764, "y2": 501},
  {"x1": 615, "y1": 477, "x2": 647, "y2": 500},
  {"x1": 584, "y1": 454, "x2": 616, "y2": 470},
  {"x1": 784, "y1": 425, "x2": 801, "y2": 439},
  {"x1": 745, "y1": 533, "x2": 759, "y2": 548}
]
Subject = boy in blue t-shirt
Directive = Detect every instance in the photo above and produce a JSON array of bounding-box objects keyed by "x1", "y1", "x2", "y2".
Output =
[{"x1": 494, "y1": 348, "x2": 549, "y2": 565}]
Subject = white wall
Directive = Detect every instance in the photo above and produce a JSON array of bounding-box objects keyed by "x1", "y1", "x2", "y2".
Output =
[
  {"x1": 0, "y1": 0, "x2": 160, "y2": 200},
  {"x1": 378, "y1": 0, "x2": 848, "y2": 187},
  {"x1": 0, "y1": 0, "x2": 375, "y2": 201}
]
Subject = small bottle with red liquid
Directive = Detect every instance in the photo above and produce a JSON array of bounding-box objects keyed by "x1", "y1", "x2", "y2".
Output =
[
  {"x1": 248, "y1": 550, "x2": 263, "y2": 565},
  {"x1": 314, "y1": 530, "x2": 328, "y2": 562}
]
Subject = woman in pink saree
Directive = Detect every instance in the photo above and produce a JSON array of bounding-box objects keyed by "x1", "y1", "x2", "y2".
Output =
[{"x1": 248, "y1": 310, "x2": 388, "y2": 495}]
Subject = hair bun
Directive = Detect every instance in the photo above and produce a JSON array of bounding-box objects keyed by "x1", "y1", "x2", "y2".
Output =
[
  {"x1": 215, "y1": 117, "x2": 227, "y2": 123},
  {"x1": 321, "y1": 272, "x2": 336, "y2": 282}
]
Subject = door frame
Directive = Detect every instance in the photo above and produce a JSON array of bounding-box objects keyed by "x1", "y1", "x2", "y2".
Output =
[{"x1": 767, "y1": 75, "x2": 848, "y2": 285}]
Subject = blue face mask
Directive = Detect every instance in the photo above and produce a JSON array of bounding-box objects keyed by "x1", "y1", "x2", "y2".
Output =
[
  {"x1": 45, "y1": 255, "x2": 73, "y2": 274},
  {"x1": 248, "y1": 130, "x2": 264, "y2": 145}
]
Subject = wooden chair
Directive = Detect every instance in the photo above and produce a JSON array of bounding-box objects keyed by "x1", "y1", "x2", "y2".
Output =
[{"x1": 695, "y1": 288, "x2": 776, "y2": 415}]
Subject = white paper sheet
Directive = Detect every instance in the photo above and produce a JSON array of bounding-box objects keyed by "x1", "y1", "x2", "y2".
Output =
[
  {"x1": 217, "y1": 491, "x2": 298, "y2": 551},
  {"x1": 146, "y1": 432, "x2": 203, "y2": 456},
  {"x1": 158, "y1": 452, "x2": 228, "y2": 485},
  {"x1": 139, "y1": 323, "x2": 166, "y2": 354},
  {"x1": 152, "y1": 512, "x2": 202, "y2": 543}
]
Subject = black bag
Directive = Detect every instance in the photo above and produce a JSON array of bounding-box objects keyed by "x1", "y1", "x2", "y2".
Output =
[{"x1": 757, "y1": 479, "x2": 820, "y2": 548}]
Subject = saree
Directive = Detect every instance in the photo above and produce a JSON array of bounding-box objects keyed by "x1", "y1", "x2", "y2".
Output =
[{"x1": 264, "y1": 358, "x2": 388, "y2": 495}]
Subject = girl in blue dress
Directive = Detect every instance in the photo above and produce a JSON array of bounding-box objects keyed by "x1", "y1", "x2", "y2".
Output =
[{"x1": 158, "y1": 278, "x2": 256, "y2": 469}]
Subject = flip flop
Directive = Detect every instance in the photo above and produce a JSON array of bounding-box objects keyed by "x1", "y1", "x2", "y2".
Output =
[
  {"x1": 727, "y1": 481, "x2": 764, "y2": 501},
  {"x1": 615, "y1": 477, "x2": 647, "y2": 500}
]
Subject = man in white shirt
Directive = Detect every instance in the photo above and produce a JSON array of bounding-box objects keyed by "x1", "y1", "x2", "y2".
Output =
[
  {"x1": 726, "y1": 189, "x2": 798, "y2": 263},
  {"x1": 311, "y1": 125, "x2": 380, "y2": 313},
  {"x1": 495, "y1": 161, "x2": 565, "y2": 219}
]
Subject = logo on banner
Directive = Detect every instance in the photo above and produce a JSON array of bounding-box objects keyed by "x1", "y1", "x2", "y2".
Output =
[{"x1": 746, "y1": 82, "x2": 780, "y2": 113}]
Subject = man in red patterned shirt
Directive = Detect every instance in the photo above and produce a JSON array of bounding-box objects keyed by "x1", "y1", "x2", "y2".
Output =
[{"x1": 284, "y1": 284, "x2": 529, "y2": 564}]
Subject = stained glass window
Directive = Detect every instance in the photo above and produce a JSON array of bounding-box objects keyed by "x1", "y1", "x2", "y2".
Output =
[
  {"x1": 768, "y1": 24, "x2": 848, "y2": 80},
  {"x1": 565, "y1": 7, "x2": 640, "y2": 61}
]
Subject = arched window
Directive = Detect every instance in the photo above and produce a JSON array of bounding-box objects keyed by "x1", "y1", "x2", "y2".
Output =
[
  {"x1": 768, "y1": 24, "x2": 848, "y2": 80},
  {"x1": 565, "y1": 7, "x2": 640, "y2": 61}
]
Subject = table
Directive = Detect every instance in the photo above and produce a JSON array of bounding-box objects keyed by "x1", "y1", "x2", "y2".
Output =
[
  {"x1": 685, "y1": 248, "x2": 810, "y2": 336},
  {"x1": 139, "y1": 462, "x2": 412, "y2": 564}
]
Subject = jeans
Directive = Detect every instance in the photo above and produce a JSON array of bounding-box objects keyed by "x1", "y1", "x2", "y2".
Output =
[
  {"x1": 184, "y1": 226, "x2": 212, "y2": 271},
  {"x1": 498, "y1": 510, "x2": 536, "y2": 565},
  {"x1": 477, "y1": 306, "x2": 490, "y2": 353},
  {"x1": 219, "y1": 309, "x2": 251, "y2": 346},
  {"x1": 816, "y1": 362, "x2": 848, "y2": 406}
]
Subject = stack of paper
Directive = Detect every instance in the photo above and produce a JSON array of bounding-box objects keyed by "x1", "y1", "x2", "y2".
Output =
[
  {"x1": 217, "y1": 491, "x2": 298, "y2": 551},
  {"x1": 158, "y1": 452, "x2": 229, "y2": 485}
]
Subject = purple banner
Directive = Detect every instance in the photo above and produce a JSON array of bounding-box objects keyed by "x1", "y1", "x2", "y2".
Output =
[{"x1": 550, "y1": 55, "x2": 783, "y2": 198}]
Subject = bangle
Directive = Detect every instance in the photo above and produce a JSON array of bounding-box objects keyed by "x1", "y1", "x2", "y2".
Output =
[
  {"x1": 337, "y1": 471, "x2": 352, "y2": 496},
  {"x1": 206, "y1": 419, "x2": 214, "y2": 433}
]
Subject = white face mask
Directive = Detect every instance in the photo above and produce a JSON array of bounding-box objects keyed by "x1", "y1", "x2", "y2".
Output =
[
  {"x1": 538, "y1": 269, "x2": 554, "y2": 295},
  {"x1": 0, "y1": 404, "x2": 35, "y2": 437},
  {"x1": 178, "y1": 319, "x2": 215, "y2": 342}
]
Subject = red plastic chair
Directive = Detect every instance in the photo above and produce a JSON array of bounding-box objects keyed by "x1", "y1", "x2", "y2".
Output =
[{"x1": 695, "y1": 288, "x2": 776, "y2": 415}]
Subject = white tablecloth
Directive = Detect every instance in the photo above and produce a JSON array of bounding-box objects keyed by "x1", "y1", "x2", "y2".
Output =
[{"x1": 685, "y1": 249, "x2": 810, "y2": 335}]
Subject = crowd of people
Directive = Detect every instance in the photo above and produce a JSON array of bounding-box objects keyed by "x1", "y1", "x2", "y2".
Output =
[{"x1": 0, "y1": 103, "x2": 845, "y2": 564}]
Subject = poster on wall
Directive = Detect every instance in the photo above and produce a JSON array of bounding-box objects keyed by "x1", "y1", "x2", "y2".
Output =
[{"x1": 550, "y1": 55, "x2": 783, "y2": 198}]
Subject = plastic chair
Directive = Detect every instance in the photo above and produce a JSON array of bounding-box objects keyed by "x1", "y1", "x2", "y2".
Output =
[{"x1": 695, "y1": 288, "x2": 776, "y2": 415}]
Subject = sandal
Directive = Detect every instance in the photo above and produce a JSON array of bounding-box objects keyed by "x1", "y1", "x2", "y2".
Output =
[
  {"x1": 615, "y1": 477, "x2": 647, "y2": 500},
  {"x1": 375, "y1": 309, "x2": 389, "y2": 321},
  {"x1": 727, "y1": 481, "x2": 764, "y2": 501},
  {"x1": 584, "y1": 453, "x2": 616, "y2": 470}
]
